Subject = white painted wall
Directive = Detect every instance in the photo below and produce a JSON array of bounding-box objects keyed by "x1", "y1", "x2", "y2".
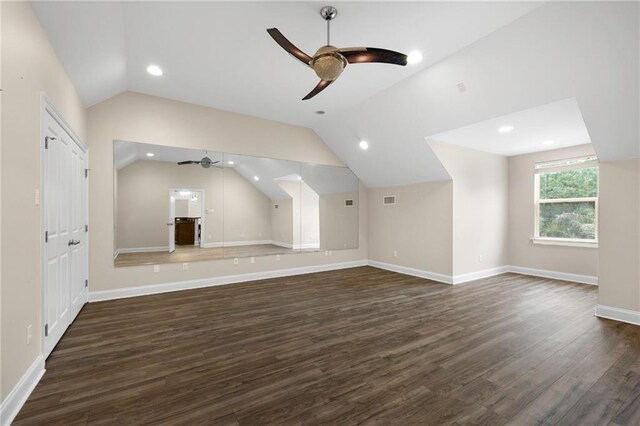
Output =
[
  {"x1": 507, "y1": 144, "x2": 598, "y2": 277},
  {"x1": 429, "y1": 141, "x2": 509, "y2": 276},
  {"x1": 1, "y1": 0, "x2": 86, "y2": 402},
  {"x1": 87, "y1": 92, "x2": 368, "y2": 293}
]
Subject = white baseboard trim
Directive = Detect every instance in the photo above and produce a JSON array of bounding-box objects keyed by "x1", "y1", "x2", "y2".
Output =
[
  {"x1": 202, "y1": 240, "x2": 273, "y2": 248},
  {"x1": 0, "y1": 355, "x2": 45, "y2": 426},
  {"x1": 508, "y1": 265, "x2": 598, "y2": 285},
  {"x1": 367, "y1": 261, "x2": 597, "y2": 286},
  {"x1": 452, "y1": 266, "x2": 511, "y2": 285},
  {"x1": 89, "y1": 260, "x2": 368, "y2": 302},
  {"x1": 116, "y1": 246, "x2": 169, "y2": 254},
  {"x1": 367, "y1": 260, "x2": 453, "y2": 284},
  {"x1": 202, "y1": 240, "x2": 320, "y2": 250},
  {"x1": 595, "y1": 305, "x2": 640, "y2": 326},
  {"x1": 270, "y1": 240, "x2": 292, "y2": 249}
]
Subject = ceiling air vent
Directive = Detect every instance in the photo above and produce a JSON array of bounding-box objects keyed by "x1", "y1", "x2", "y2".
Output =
[
  {"x1": 345, "y1": 199, "x2": 354, "y2": 207},
  {"x1": 383, "y1": 195, "x2": 396, "y2": 205}
]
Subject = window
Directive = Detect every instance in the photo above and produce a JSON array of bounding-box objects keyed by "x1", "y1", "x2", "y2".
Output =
[{"x1": 534, "y1": 155, "x2": 598, "y2": 246}]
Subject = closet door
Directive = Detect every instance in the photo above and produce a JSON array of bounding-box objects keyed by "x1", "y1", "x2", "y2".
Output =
[{"x1": 43, "y1": 109, "x2": 88, "y2": 358}]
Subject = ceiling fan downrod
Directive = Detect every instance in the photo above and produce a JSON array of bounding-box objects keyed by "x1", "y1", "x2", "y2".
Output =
[{"x1": 320, "y1": 6, "x2": 337, "y2": 46}]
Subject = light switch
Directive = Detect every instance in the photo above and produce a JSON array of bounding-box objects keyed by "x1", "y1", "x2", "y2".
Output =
[{"x1": 35, "y1": 189, "x2": 40, "y2": 206}]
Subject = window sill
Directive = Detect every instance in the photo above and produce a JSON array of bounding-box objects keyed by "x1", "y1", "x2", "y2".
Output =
[{"x1": 530, "y1": 238, "x2": 598, "y2": 249}]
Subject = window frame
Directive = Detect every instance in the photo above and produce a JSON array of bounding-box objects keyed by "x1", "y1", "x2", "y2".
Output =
[{"x1": 533, "y1": 156, "x2": 599, "y2": 248}]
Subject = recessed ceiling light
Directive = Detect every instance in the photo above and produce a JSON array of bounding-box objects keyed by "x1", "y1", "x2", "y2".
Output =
[
  {"x1": 359, "y1": 140, "x2": 369, "y2": 150},
  {"x1": 542, "y1": 140, "x2": 555, "y2": 146},
  {"x1": 227, "y1": 160, "x2": 234, "y2": 165},
  {"x1": 498, "y1": 125, "x2": 514, "y2": 133},
  {"x1": 407, "y1": 51, "x2": 423, "y2": 65},
  {"x1": 146, "y1": 64, "x2": 163, "y2": 76},
  {"x1": 253, "y1": 176, "x2": 260, "y2": 181},
  {"x1": 146, "y1": 152, "x2": 154, "y2": 157}
]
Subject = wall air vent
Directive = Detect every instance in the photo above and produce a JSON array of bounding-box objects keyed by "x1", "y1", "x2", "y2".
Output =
[
  {"x1": 383, "y1": 195, "x2": 396, "y2": 205},
  {"x1": 274, "y1": 204, "x2": 279, "y2": 209},
  {"x1": 345, "y1": 199, "x2": 354, "y2": 207}
]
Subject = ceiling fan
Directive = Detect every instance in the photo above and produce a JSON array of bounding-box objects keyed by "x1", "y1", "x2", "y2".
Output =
[
  {"x1": 177, "y1": 156, "x2": 220, "y2": 168},
  {"x1": 267, "y1": 6, "x2": 408, "y2": 100}
]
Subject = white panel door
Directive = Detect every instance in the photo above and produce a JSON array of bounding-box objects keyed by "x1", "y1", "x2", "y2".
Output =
[
  {"x1": 43, "y1": 110, "x2": 88, "y2": 358},
  {"x1": 168, "y1": 194, "x2": 176, "y2": 253},
  {"x1": 69, "y1": 141, "x2": 88, "y2": 321}
]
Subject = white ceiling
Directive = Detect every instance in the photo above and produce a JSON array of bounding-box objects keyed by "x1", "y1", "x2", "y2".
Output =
[
  {"x1": 428, "y1": 98, "x2": 592, "y2": 157},
  {"x1": 315, "y1": 1, "x2": 639, "y2": 187},
  {"x1": 31, "y1": 1, "x2": 542, "y2": 127},
  {"x1": 33, "y1": 2, "x2": 639, "y2": 188}
]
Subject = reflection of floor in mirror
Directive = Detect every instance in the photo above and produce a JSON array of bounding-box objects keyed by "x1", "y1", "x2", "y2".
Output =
[{"x1": 114, "y1": 244, "x2": 320, "y2": 267}]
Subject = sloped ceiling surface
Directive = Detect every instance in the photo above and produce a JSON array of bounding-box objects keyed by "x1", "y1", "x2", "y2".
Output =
[
  {"x1": 31, "y1": 1, "x2": 542, "y2": 127},
  {"x1": 34, "y1": 2, "x2": 639, "y2": 188},
  {"x1": 427, "y1": 98, "x2": 592, "y2": 157},
  {"x1": 314, "y1": 1, "x2": 639, "y2": 187}
]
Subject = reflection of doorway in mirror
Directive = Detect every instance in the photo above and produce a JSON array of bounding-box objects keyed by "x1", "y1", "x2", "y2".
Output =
[{"x1": 169, "y1": 188, "x2": 205, "y2": 251}]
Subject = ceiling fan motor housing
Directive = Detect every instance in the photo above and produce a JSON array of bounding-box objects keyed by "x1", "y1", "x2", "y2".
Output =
[{"x1": 312, "y1": 45, "x2": 347, "y2": 81}]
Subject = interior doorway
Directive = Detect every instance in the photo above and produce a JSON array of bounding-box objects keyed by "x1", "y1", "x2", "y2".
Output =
[{"x1": 168, "y1": 188, "x2": 205, "y2": 253}]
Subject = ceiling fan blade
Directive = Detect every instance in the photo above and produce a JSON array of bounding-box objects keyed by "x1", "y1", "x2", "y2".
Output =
[
  {"x1": 211, "y1": 160, "x2": 220, "y2": 165},
  {"x1": 267, "y1": 28, "x2": 313, "y2": 66},
  {"x1": 177, "y1": 160, "x2": 200, "y2": 165},
  {"x1": 338, "y1": 47, "x2": 408, "y2": 66},
  {"x1": 302, "y1": 80, "x2": 333, "y2": 100}
]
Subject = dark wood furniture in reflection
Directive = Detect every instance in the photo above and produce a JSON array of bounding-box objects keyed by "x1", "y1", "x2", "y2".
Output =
[{"x1": 175, "y1": 217, "x2": 196, "y2": 245}]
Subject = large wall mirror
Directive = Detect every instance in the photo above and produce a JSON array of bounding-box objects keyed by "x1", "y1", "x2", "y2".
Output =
[{"x1": 113, "y1": 141, "x2": 359, "y2": 267}]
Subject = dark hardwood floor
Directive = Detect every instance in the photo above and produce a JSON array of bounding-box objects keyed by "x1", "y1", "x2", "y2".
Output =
[{"x1": 14, "y1": 266, "x2": 640, "y2": 425}]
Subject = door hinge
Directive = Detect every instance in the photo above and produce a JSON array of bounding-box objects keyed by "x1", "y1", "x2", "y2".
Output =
[
  {"x1": 45, "y1": 324, "x2": 49, "y2": 337},
  {"x1": 84, "y1": 168, "x2": 89, "y2": 178},
  {"x1": 85, "y1": 279, "x2": 88, "y2": 288},
  {"x1": 44, "y1": 136, "x2": 56, "y2": 149},
  {"x1": 45, "y1": 231, "x2": 48, "y2": 243},
  {"x1": 85, "y1": 224, "x2": 88, "y2": 232}
]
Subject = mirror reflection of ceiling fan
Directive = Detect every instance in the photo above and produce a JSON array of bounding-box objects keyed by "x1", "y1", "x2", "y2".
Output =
[
  {"x1": 177, "y1": 156, "x2": 221, "y2": 168},
  {"x1": 267, "y1": 5, "x2": 408, "y2": 100}
]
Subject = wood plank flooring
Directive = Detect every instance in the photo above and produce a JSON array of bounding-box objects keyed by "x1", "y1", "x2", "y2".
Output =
[
  {"x1": 14, "y1": 266, "x2": 640, "y2": 425},
  {"x1": 114, "y1": 244, "x2": 319, "y2": 267}
]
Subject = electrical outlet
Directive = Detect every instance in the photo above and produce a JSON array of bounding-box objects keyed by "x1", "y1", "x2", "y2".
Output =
[
  {"x1": 182, "y1": 262, "x2": 189, "y2": 271},
  {"x1": 250, "y1": 257, "x2": 255, "y2": 264},
  {"x1": 27, "y1": 324, "x2": 32, "y2": 344},
  {"x1": 276, "y1": 254, "x2": 280, "y2": 261},
  {"x1": 393, "y1": 250, "x2": 398, "y2": 257},
  {"x1": 153, "y1": 264, "x2": 160, "y2": 273},
  {"x1": 234, "y1": 258, "x2": 239, "y2": 265},
  {"x1": 478, "y1": 255, "x2": 483, "y2": 263},
  {"x1": 325, "y1": 250, "x2": 329, "y2": 256}
]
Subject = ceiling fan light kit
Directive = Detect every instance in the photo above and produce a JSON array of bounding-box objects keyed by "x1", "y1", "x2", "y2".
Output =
[{"x1": 267, "y1": 5, "x2": 408, "y2": 100}]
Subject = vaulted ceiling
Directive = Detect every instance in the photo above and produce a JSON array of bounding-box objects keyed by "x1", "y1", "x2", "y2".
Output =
[
  {"x1": 31, "y1": 1, "x2": 542, "y2": 127},
  {"x1": 32, "y1": 1, "x2": 639, "y2": 188}
]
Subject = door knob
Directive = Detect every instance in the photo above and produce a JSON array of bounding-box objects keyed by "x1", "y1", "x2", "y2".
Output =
[
  {"x1": 167, "y1": 223, "x2": 174, "y2": 226},
  {"x1": 68, "y1": 239, "x2": 80, "y2": 246}
]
